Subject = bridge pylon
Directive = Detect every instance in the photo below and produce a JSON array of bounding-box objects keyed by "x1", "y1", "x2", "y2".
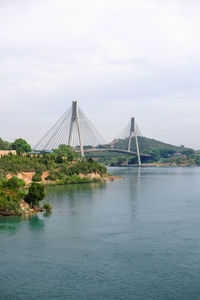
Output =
[
  {"x1": 128, "y1": 117, "x2": 141, "y2": 166},
  {"x1": 33, "y1": 101, "x2": 105, "y2": 153},
  {"x1": 68, "y1": 101, "x2": 84, "y2": 157}
]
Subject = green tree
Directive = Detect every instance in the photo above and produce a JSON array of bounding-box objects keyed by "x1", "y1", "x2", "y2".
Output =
[
  {"x1": 11, "y1": 138, "x2": 31, "y2": 154},
  {"x1": 182, "y1": 149, "x2": 195, "y2": 159},
  {"x1": 53, "y1": 144, "x2": 75, "y2": 161},
  {"x1": 160, "y1": 149, "x2": 169, "y2": 158},
  {"x1": 25, "y1": 182, "x2": 45, "y2": 207},
  {"x1": 195, "y1": 155, "x2": 200, "y2": 165},
  {"x1": 151, "y1": 150, "x2": 161, "y2": 161},
  {"x1": 6, "y1": 176, "x2": 26, "y2": 190},
  {"x1": 0, "y1": 137, "x2": 11, "y2": 150}
]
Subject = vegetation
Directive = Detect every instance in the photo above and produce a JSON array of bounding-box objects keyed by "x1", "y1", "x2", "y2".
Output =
[
  {"x1": 43, "y1": 203, "x2": 52, "y2": 214},
  {"x1": 87, "y1": 137, "x2": 198, "y2": 166},
  {"x1": 53, "y1": 144, "x2": 76, "y2": 161},
  {"x1": 32, "y1": 170, "x2": 42, "y2": 182},
  {"x1": 111, "y1": 136, "x2": 186, "y2": 153},
  {"x1": 45, "y1": 157, "x2": 106, "y2": 184},
  {"x1": 0, "y1": 137, "x2": 31, "y2": 153},
  {"x1": 0, "y1": 177, "x2": 26, "y2": 215},
  {"x1": 0, "y1": 140, "x2": 108, "y2": 216},
  {"x1": 11, "y1": 138, "x2": 31, "y2": 154},
  {"x1": 25, "y1": 182, "x2": 45, "y2": 207},
  {"x1": 0, "y1": 175, "x2": 47, "y2": 215},
  {"x1": 0, "y1": 137, "x2": 11, "y2": 150},
  {"x1": 0, "y1": 133, "x2": 199, "y2": 215}
]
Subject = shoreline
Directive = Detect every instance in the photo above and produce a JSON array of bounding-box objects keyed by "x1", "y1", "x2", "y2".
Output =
[
  {"x1": 6, "y1": 171, "x2": 122, "y2": 186},
  {"x1": 0, "y1": 173, "x2": 121, "y2": 217},
  {"x1": 110, "y1": 163, "x2": 199, "y2": 168}
]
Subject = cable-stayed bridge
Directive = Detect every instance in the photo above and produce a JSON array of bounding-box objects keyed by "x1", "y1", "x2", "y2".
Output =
[{"x1": 34, "y1": 101, "x2": 150, "y2": 165}]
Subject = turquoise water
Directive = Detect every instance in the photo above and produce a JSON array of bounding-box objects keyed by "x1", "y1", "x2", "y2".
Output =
[{"x1": 1, "y1": 167, "x2": 200, "y2": 300}]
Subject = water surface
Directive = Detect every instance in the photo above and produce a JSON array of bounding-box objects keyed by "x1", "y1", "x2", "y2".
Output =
[{"x1": 1, "y1": 167, "x2": 200, "y2": 300}]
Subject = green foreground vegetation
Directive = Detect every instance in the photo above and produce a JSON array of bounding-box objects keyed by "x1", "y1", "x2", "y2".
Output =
[
  {"x1": 0, "y1": 177, "x2": 46, "y2": 216},
  {"x1": 0, "y1": 134, "x2": 199, "y2": 216},
  {"x1": 0, "y1": 140, "x2": 107, "y2": 216}
]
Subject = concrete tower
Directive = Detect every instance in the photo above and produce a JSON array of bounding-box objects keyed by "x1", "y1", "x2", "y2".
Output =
[
  {"x1": 128, "y1": 117, "x2": 141, "y2": 165},
  {"x1": 68, "y1": 101, "x2": 84, "y2": 157}
]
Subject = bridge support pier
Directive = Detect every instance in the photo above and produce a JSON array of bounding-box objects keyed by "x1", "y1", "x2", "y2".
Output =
[
  {"x1": 68, "y1": 101, "x2": 84, "y2": 157},
  {"x1": 127, "y1": 117, "x2": 141, "y2": 166}
]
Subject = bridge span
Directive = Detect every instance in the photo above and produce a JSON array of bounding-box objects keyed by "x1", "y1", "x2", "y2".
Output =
[
  {"x1": 76, "y1": 148, "x2": 150, "y2": 158},
  {"x1": 34, "y1": 101, "x2": 149, "y2": 165}
]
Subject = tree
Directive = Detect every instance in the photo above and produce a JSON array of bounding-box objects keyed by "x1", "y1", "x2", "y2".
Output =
[
  {"x1": 195, "y1": 155, "x2": 200, "y2": 165},
  {"x1": 0, "y1": 137, "x2": 11, "y2": 150},
  {"x1": 11, "y1": 138, "x2": 31, "y2": 154},
  {"x1": 151, "y1": 150, "x2": 161, "y2": 161},
  {"x1": 53, "y1": 144, "x2": 75, "y2": 161},
  {"x1": 25, "y1": 182, "x2": 45, "y2": 207},
  {"x1": 182, "y1": 149, "x2": 195, "y2": 159},
  {"x1": 6, "y1": 176, "x2": 26, "y2": 190},
  {"x1": 160, "y1": 149, "x2": 169, "y2": 158}
]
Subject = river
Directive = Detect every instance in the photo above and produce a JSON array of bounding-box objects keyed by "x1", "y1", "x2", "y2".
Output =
[{"x1": 1, "y1": 167, "x2": 200, "y2": 300}]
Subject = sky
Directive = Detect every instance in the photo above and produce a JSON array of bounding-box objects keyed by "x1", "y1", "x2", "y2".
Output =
[{"x1": 0, "y1": 0, "x2": 200, "y2": 148}]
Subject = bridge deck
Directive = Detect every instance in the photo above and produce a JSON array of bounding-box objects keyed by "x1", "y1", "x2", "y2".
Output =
[{"x1": 76, "y1": 148, "x2": 150, "y2": 157}]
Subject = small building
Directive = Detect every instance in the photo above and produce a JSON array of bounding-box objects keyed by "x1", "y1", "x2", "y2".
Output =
[{"x1": 0, "y1": 150, "x2": 16, "y2": 157}]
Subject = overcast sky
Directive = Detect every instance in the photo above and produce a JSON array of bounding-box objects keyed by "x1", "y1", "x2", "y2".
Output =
[{"x1": 0, "y1": 0, "x2": 200, "y2": 148}]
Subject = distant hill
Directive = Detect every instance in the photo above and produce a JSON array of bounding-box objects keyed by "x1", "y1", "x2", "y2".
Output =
[{"x1": 110, "y1": 136, "x2": 190, "y2": 153}]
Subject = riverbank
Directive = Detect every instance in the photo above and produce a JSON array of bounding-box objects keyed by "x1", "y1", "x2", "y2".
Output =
[
  {"x1": 6, "y1": 171, "x2": 121, "y2": 185},
  {"x1": 120, "y1": 162, "x2": 199, "y2": 167},
  {"x1": 0, "y1": 200, "x2": 43, "y2": 217},
  {"x1": 0, "y1": 150, "x2": 122, "y2": 216}
]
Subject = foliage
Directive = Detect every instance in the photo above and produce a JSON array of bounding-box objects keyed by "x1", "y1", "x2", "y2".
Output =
[
  {"x1": 86, "y1": 137, "x2": 198, "y2": 165},
  {"x1": 25, "y1": 182, "x2": 45, "y2": 207},
  {"x1": 45, "y1": 157, "x2": 106, "y2": 183},
  {"x1": 0, "y1": 177, "x2": 26, "y2": 215},
  {"x1": 64, "y1": 158, "x2": 106, "y2": 176},
  {"x1": 11, "y1": 138, "x2": 31, "y2": 154},
  {"x1": 64, "y1": 174, "x2": 90, "y2": 184},
  {"x1": 0, "y1": 152, "x2": 57, "y2": 173},
  {"x1": 43, "y1": 203, "x2": 52, "y2": 213},
  {"x1": 151, "y1": 150, "x2": 161, "y2": 161},
  {"x1": 109, "y1": 156, "x2": 127, "y2": 166},
  {"x1": 32, "y1": 171, "x2": 42, "y2": 182},
  {"x1": 0, "y1": 191, "x2": 21, "y2": 215},
  {"x1": 182, "y1": 149, "x2": 195, "y2": 159},
  {"x1": 0, "y1": 137, "x2": 11, "y2": 150},
  {"x1": 113, "y1": 136, "x2": 186, "y2": 153},
  {"x1": 6, "y1": 176, "x2": 26, "y2": 189},
  {"x1": 53, "y1": 144, "x2": 75, "y2": 161},
  {"x1": 195, "y1": 155, "x2": 200, "y2": 165}
]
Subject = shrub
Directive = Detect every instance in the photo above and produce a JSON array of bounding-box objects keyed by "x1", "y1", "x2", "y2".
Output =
[
  {"x1": 43, "y1": 203, "x2": 52, "y2": 213},
  {"x1": 32, "y1": 173, "x2": 42, "y2": 182},
  {"x1": 6, "y1": 176, "x2": 26, "y2": 190},
  {"x1": 0, "y1": 190, "x2": 21, "y2": 215},
  {"x1": 25, "y1": 182, "x2": 45, "y2": 207}
]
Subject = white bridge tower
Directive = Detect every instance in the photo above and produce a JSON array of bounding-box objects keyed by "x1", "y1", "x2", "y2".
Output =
[
  {"x1": 128, "y1": 117, "x2": 141, "y2": 165},
  {"x1": 68, "y1": 101, "x2": 84, "y2": 157}
]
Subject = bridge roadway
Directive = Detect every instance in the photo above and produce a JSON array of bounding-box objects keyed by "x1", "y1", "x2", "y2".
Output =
[{"x1": 75, "y1": 148, "x2": 150, "y2": 157}]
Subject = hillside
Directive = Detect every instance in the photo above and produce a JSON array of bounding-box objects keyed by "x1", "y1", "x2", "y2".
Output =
[{"x1": 110, "y1": 136, "x2": 190, "y2": 153}]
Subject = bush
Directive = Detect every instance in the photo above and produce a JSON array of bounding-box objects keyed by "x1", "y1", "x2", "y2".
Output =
[
  {"x1": 25, "y1": 182, "x2": 45, "y2": 207},
  {"x1": 43, "y1": 203, "x2": 52, "y2": 213},
  {"x1": 0, "y1": 190, "x2": 21, "y2": 215},
  {"x1": 45, "y1": 173, "x2": 58, "y2": 181},
  {"x1": 92, "y1": 178, "x2": 101, "y2": 183},
  {"x1": 6, "y1": 176, "x2": 26, "y2": 190},
  {"x1": 64, "y1": 175, "x2": 91, "y2": 185},
  {"x1": 32, "y1": 173, "x2": 42, "y2": 182}
]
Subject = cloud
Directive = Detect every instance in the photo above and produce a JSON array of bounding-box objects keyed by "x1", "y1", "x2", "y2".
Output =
[{"x1": 0, "y1": 0, "x2": 200, "y2": 148}]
